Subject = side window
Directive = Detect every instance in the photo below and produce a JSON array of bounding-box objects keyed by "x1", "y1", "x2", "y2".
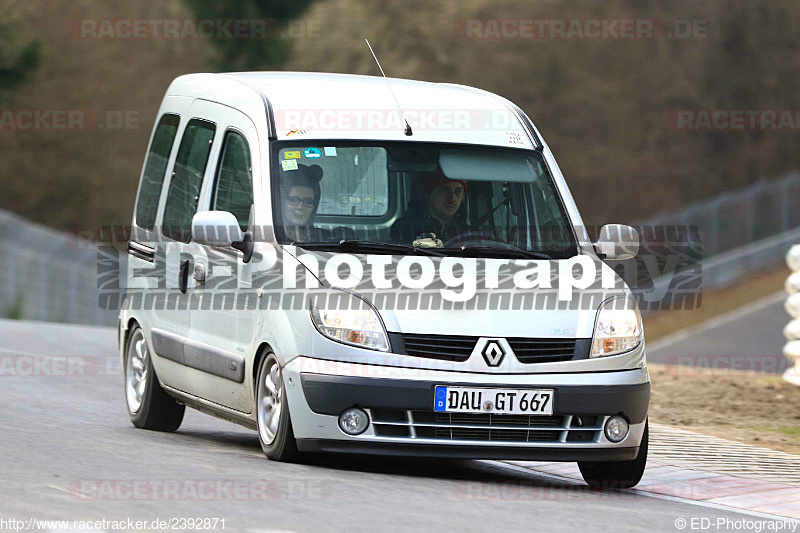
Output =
[
  {"x1": 212, "y1": 131, "x2": 253, "y2": 230},
  {"x1": 162, "y1": 119, "x2": 216, "y2": 242},
  {"x1": 135, "y1": 114, "x2": 180, "y2": 230}
]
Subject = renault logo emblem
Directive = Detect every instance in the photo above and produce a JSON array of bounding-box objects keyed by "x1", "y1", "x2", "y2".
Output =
[{"x1": 481, "y1": 340, "x2": 506, "y2": 367}]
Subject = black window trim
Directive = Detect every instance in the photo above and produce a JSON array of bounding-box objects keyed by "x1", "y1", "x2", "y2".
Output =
[
  {"x1": 161, "y1": 117, "x2": 218, "y2": 244},
  {"x1": 209, "y1": 126, "x2": 254, "y2": 230},
  {"x1": 134, "y1": 112, "x2": 182, "y2": 232}
]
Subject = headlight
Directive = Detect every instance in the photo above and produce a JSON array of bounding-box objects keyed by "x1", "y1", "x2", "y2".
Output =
[
  {"x1": 310, "y1": 292, "x2": 390, "y2": 352},
  {"x1": 590, "y1": 296, "x2": 643, "y2": 357}
]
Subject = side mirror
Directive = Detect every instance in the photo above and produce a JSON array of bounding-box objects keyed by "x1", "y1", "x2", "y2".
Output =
[
  {"x1": 593, "y1": 224, "x2": 639, "y2": 260},
  {"x1": 191, "y1": 211, "x2": 244, "y2": 247}
]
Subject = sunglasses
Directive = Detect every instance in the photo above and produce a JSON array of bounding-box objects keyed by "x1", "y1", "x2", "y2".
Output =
[{"x1": 286, "y1": 195, "x2": 316, "y2": 208}]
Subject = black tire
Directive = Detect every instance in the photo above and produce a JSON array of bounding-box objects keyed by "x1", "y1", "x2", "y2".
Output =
[
  {"x1": 124, "y1": 326, "x2": 185, "y2": 432},
  {"x1": 578, "y1": 419, "x2": 648, "y2": 490},
  {"x1": 255, "y1": 353, "x2": 300, "y2": 462}
]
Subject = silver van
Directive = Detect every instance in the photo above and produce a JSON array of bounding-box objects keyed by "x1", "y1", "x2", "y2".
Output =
[{"x1": 120, "y1": 72, "x2": 649, "y2": 488}]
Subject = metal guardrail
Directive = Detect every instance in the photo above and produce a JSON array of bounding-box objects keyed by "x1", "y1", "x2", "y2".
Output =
[
  {"x1": 640, "y1": 171, "x2": 800, "y2": 258},
  {"x1": 641, "y1": 226, "x2": 800, "y2": 312},
  {"x1": 594, "y1": 173, "x2": 800, "y2": 313},
  {"x1": 0, "y1": 210, "x2": 115, "y2": 326},
  {"x1": 784, "y1": 245, "x2": 800, "y2": 385}
]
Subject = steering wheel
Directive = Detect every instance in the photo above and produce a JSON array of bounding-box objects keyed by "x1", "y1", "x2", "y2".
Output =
[
  {"x1": 443, "y1": 229, "x2": 507, "y2": 248},
  {"x1": 328, "y1": 226, "x2": 357, "y2": 241}
]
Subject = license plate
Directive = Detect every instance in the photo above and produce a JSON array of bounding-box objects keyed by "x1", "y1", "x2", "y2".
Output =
[{"x1": 433, "y1": 386, "x2": 554, "y2": 415}]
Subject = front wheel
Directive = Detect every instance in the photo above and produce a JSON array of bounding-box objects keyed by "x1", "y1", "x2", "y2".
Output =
[
  {"x1": 256, "y1": 353, "x2": 300, "y2": 461},
  {"x1": 578, "y1": 419, "x2": 648, "y2": 489},
  {"x1": 124, "y1": 326, "x2": 185, "y2": 431}
]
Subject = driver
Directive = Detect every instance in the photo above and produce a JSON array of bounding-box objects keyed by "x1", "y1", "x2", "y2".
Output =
[{"x1": 391, "y1": 167, "x2": 468, "y2": 243}]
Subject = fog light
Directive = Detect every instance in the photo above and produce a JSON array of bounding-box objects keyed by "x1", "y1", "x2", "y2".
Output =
[
  {"x1": 338, "y1": 408, "x2": 369, "y2": 435},
  {"x1": 604, "y1": 416, "x2": 629, "y2": 443}
]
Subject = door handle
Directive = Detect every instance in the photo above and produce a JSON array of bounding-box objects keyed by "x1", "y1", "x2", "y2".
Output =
[{"x1": 179, "y1": 258, "x2": 191, "y2": 294}]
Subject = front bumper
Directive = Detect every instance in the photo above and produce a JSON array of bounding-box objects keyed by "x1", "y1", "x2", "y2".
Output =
[{"x1": 283, "y1": 357, "x2": 650, "y2": 460}]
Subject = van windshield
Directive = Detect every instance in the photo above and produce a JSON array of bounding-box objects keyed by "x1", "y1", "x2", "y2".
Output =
[{"x1": 271, "y1": 142, "x2": 577, "y2": 258}]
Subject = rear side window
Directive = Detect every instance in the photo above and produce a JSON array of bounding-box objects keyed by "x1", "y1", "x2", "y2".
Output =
[
  {"x1": 212, "y1": 131, "x2": 253, "y2": 230},
  {"x1": 162, "y1": 119, "x2": 216, "y2": 242},
  {"x1": 135, "y1": 114, "x2": 180, "y2": 230}
]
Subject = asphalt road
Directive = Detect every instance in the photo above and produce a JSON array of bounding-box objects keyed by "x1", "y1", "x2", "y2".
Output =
[
  {"x1": 647, "y1": 292, "x2": 791, "y2": 374},
  {"x1": 0, "y1": 319, "x2": 778, "y2": 532}
]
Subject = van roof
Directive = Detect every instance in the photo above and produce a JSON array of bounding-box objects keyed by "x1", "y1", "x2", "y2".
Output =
[{"x1": 166, "y1": 72, "x2": 538, "y2": 149}]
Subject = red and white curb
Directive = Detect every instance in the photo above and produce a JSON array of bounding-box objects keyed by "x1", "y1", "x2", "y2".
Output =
[{"x1": 501, "y1": 423, "x2": 800, "y2": 519}]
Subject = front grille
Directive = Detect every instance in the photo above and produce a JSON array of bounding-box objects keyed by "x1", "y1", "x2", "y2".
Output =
[
  {"x1": 396, "y1": 334, "x2": 590, "y2": 364},
  {"x1": 369, "y1": 409, "x2": 604, "y2": 443},
  {"x1": 401, "y1": 334, "x2": 476, "y2": 362},
  {"x1": 412, "y1": 412, "x2": 563, "y2": 427},
  {"x1": 508, "y1": 338, "x2": 580, "y2": 363}
]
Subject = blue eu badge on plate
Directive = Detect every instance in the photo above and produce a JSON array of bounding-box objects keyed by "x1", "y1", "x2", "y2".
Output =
[{"x1": 434, "y1": 386, "x2": 448, "y2": 412}]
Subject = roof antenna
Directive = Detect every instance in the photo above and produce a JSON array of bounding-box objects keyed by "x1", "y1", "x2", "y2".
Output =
[{"x1": 365, "y1": 38, "x2": 412, "y2": 136}]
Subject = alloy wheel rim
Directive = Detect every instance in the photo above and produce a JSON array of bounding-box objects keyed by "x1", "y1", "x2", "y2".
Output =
[
  {"x1": 257, "y1": 360, "x2": 282, "y2": 445},
  {"x1": 125, "y1": 331, "x2": 148, "y2": 413}
]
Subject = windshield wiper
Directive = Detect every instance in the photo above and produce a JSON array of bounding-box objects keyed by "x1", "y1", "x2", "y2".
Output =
[
  {"x1": 290, "y1": 240, "x2": 446, "y2": 257},
  {"x1": 339, "y1": 240, "x2": 447, "y2": 256},
  {"x1": 449, "y1": 245, "x2": 553, "y2": 260},
  {"x1": 290, "y1": 240, "x2": 552, "y2": 259}
]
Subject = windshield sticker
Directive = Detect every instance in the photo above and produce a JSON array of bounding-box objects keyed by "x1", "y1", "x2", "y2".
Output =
[
  {"x1": 304, "y1": 147, "x2": 322, "y2": 159},
  {"x1": 284, "y1": 150, "x2": 301, "y2": 159},
  {"x1": 281, "y1": 159, "x2": 298, "y2": 171},
  {"x1": 324, "y1": 146, "x2": 337, "y2": 157}
]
